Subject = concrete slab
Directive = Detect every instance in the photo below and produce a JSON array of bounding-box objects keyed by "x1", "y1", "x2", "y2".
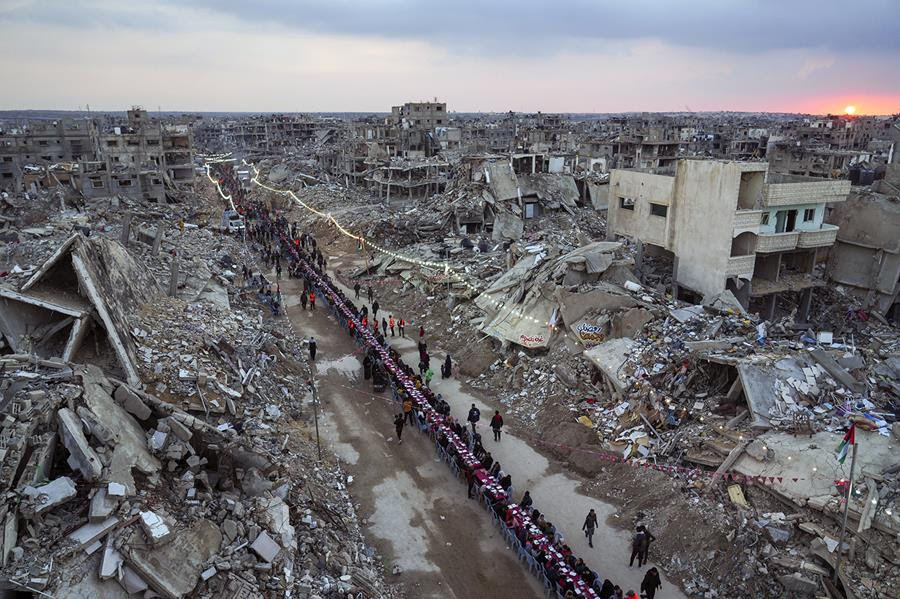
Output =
[
  {"x1": 23, "y1": 476, "x2": 77, "y2": 515},
  {"x1": 68, "y1": 517, "x2": 119, "y2": 549},
  {"x1": 124, "y1": 518, "x2": 221, "y2": 599},
  {"x1": 57, "y1": 407, "x2": 103, "y2": 482},
  {"x1": 736, "y1": 363, "x2": 776, "y2": 430},
  {"x1": 80, "y1": 367, "x2": 161, "y2": 493}
]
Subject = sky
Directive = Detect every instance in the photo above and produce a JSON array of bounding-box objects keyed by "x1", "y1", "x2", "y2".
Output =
[{"x1": 1, "y1": 0, "x2": 898, "y2": 115}]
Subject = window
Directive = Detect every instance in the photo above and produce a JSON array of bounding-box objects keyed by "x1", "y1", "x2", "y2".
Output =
[
  {"x1": 524, "y1": 202, "x2": 537, "y2": 219},
  {"x1": 38, "y1": 140, "x2": 48, "y2": 146},
  {"x1": 619, "y1": 197, "x2": 635, "y2": 211},
  {"x1": 118, "y1": 179, "x2": 133, "y2": 187},
  {"x1": 650, "y1": 203, "x2": 668, "y2": 218},
  {"x1": 761, "y1": 213, "x2": 770, "y2": 225},
  {"x1": 152, "y1": 178, "x2": 162, "y2": 185},
  {"x1": 2, "y1": 173, "x2": 12, "y2": 179},
  {"x1": 106, "y1": 140, "x2": 118, "y2": 147},
  {"x1": 803, "y1": 208, "x2": 815, "y2": 222},
  {"x1": 91, "y1": 179, "x2": 104, "y2": 188},
  {"x1": 2, "y1": 157, "x2": 12, "y2": 162}
]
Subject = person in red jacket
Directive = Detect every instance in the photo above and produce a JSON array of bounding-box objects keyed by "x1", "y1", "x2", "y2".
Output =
[
  {"x1": 308, "y1": 291, "x2": 315, "y2": 310},
  {"x1": 418, "y1": 325, "x2": 425, "y2": 339}
]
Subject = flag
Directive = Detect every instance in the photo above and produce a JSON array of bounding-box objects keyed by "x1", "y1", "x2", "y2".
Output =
[{"x1": 835, "y1": 424, "x2": 856, "y2": 464}]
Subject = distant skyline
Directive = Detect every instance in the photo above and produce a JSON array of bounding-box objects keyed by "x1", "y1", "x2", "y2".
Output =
[{"x1": 1, "y1": 0, "x2": 898, "y2": 115}]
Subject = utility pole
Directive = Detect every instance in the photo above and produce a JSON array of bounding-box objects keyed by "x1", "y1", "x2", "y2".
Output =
[
  {"x1": 833, "y1": 441, "x2": 859, "y2": 585},
  {"x1": 308, "y1": 377, "x2": 322, "y2": 461}
]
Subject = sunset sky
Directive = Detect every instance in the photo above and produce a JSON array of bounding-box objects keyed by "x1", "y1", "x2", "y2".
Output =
[{"x1": 1, "y1": 0, "x2": 898, "y2": 114}]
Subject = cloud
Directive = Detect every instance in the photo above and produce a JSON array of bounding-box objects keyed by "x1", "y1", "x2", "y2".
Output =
[{"x1": 3, "y1": 0, "x2": 900, "y2": 55}]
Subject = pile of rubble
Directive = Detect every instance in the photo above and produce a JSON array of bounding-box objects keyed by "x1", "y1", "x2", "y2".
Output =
[{"x1": 0, "y1": 184, "x2": 400, "y2": 598}]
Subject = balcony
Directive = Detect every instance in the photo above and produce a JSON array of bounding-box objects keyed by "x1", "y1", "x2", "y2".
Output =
[
  {"x1": 756, "y1": 231, "x2": 799, "y2": 253},
  {"x1": 762, "y1": 178, "x2": 850, "y2": 207},
  {"x1": 726, "y1": 255, "x2": 756, "y2": 277},
  {"x1": 797, "y1": 224, "x2": 839, "y2": 248},
  {"x1": 733, "y1": 209, "x2": 762, "y2": 235}
]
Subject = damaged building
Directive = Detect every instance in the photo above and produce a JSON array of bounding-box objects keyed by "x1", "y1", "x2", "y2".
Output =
[{"x1": 607, "y1": 158, "x2": 851, "y2": 321}]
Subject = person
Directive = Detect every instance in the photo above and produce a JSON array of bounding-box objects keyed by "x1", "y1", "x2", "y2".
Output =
[
  {"x1": 354, "y1": 282, "x2": 361, "y2": 299},
  {"x1": 381, "y1": 317, "x2": 388, "y2": 334},
  {"x1": 308, "y1": 337, "x2": 317, "y2": 361},
  {"x1": 640, "y1": 567, "x2": 662, "y2": 599},
  {"x1": 520, "y1": 490, "x2": 533, "y2": 510},
  {"x1": 624, "y1": 591, "x2": 639, "y2": 599},
  {"x1": 424, "y1": 366, "x2": 434, "y2": 388},
  {"x1": 467, "y1": 403, "x2": 481, "y2": 432},
  {"x1": 490, "y1": 461, "x2": 502, "y2": 479},
  {"x1": 418, "y1": 358, "x2": 427, "y2": 377},
  {"x1": 613, "y1": 586, "x2": 624, "y2": 599},
  {"x1": 398, "y1": 318, "x2": 405, "y2": 336},
  {"x1": 598, "y1": 580, "x2": 616, "y2": 599},
  {"x1": 465, "y1": 466, "x2": 476, "y2": 499},
  {"x1": 308, "y1": 290, "x2": 316, "y2": 310},
  {"x1": 367, "y1": 285, "x2": 373, "y2": 303},
  {"x1": 372, "y1": 300, "x2": 379, "y2": 319},
  {"x1": 640, "y1": 525, "x2": 656, "y2": 565},
  {"x1": 403, "y1": 397, "x2": 414, "y2": 425},
  {"x1": 582, "y1": 508, "x2": 598, "y2": 548},
  {"x1": 442, "y1": 354, "x2": 452, "y2": 378},
  {"x1": 300, "y1": 292, "x2": 308, "y2": 310},
  {"x1": 394, "y1": 413, "x2": 404, "y2": 444},
  {"x1": 499, "y1": 474, "x2": 511, "y2": 491},
  {"x1": 490, "y1": 410, "x2": 503, "y2": 442},
  {"x1": 388, "y1": 315, "x2": 395, "y2": 336},
  {"x1": 629, "y1": 526, "x2": 648, "y2": 568},
  {"x1": 418, "y1": 325, "x2": 425, "y2": 339}
]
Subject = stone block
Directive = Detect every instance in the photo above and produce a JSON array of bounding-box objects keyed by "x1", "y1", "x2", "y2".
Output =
[
  {"x1": 249, "y1": 530, "x2": 280, "y2": 563},
  {"x1": 90, "y1": 488, "x2": 119, "y2": 523},
  {"x1": 163, "y1": 417, "x2": 192, "y2": 442},
  {"x1": 115, "y1": 385, "x2": 152, "y2": 420},
  {"x1": 139, "y1": 511, "x2": 173, "y2": 546}
]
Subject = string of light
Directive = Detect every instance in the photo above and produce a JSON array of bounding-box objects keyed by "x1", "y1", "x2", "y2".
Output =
[{"x1": 230, "y1": 159, "x2": 557, "y2": 330}]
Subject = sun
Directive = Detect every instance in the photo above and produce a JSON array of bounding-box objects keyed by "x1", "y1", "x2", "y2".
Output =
[{"x1": 844, "y1": 105, "x2": 857, "y2": 115}]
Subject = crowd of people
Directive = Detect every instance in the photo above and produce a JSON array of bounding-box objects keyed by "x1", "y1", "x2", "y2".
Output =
[{"x1": 214, "y1": 165, "x2": 665, "y2": 599}]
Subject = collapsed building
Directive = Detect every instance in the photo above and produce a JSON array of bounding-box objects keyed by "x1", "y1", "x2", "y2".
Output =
[{"x1": 0, "y1": 171, "x2": 397, "y2": 598}]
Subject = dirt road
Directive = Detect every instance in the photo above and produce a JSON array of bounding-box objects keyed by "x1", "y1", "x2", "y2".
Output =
[{"x1": 282, "y1": 275, "x2": 543, "y2": 599}]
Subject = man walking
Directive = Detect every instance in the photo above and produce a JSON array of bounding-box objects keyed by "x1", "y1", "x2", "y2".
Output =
[
  {"x1": 394, "y1": 413, "x2": 404, "y2": 444},
  {"x1": 372, "y1": 300, "x2": 380, "y2": 319},
  {"x1": 640, "y1": 568, "x2": 662, "y2": 599},
  {"x1": 354, "y1": 282, "x2": 361, "y2": 299},
  {"x1": 308, "y1": 337, "x2": 317, "y2": 361},
  {"x1": 490, "y1": 410, "x2": 504, "y2": 442},
  {"x1": 308, "y1": 290, "x2": 316, "y2": 310},
  {"x1": 367, "y1": 285, "x2": 373, "y2": 303},
  {"x1": 300, "y1": 292, "x2": 307, "y2": 311},
  {"x1": 582, "y1": 509, "x2": 598, "y2": 548},
  {"x1": 398, "y1": 318, "x2": 405, "y2": 337},
  {"x1": 388, "y1": 316, "x2": 395, "y2": 336},
  {"x1": 467, "y1": 404, "x2": 481, "y2": 433},
  {"x1": 424, "y1": 366, "x2": 434, "y2": 388},
  {"x1": 381, "y1": 317, "x2": 388, "y2": 335}
]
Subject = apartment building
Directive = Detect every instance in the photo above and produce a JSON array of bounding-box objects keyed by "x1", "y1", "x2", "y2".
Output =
[
  {"x1": 0, "y1": 107, "x2": 195, "y2": 202},
  {"x1": 607, "y1": 158, "x2": 850, "y2": 320},
  {"x1": 390, "y1": 101, "x2": 448, "y2": 129}
]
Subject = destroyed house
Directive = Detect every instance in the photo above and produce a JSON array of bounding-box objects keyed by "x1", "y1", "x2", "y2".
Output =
[{"x1": 0, "y1": 234, "x2": 160, "y2": 386}]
